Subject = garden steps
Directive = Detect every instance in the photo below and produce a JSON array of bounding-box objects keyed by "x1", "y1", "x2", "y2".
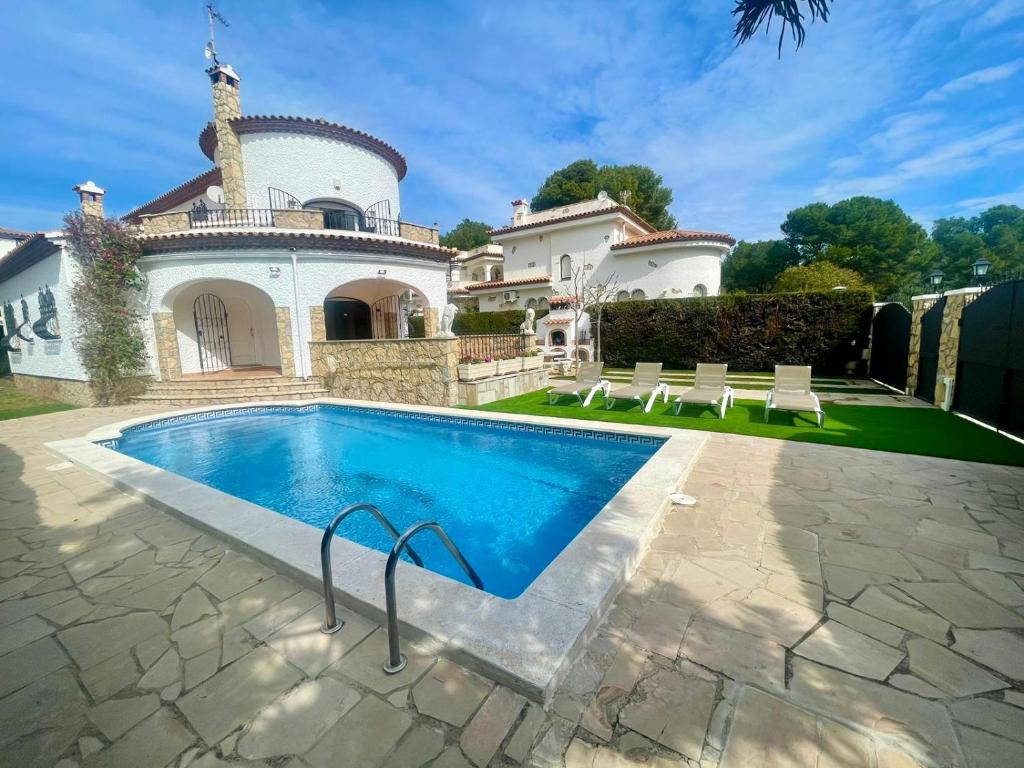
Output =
[{"x1": 132, "y1": 376, "x2": 328, "y2": 406}]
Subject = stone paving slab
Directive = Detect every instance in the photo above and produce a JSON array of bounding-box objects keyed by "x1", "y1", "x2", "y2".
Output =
[{"x1": 1, "y1": 406, "x2": 1023, "y2": 767}]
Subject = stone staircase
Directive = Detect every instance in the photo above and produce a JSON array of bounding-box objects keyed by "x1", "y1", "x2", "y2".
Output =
[{"x1": 132, "y1": 374, "x2": 329, "y2": 407}]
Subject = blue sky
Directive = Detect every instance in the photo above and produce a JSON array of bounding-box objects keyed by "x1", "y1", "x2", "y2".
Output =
[{"x1": 1, "y1": 0, "x2": 1022, "y2": 241}]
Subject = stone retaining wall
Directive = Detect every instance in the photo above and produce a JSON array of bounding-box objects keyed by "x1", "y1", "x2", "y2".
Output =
[
  {"x1": 310, "y1": 338, "x2": 459, "y2": 406},
  {"x1": 459, "y1": 369, "x2": 549, "y2": 406},
  {"x1": 12, "y1": 373, "x2": 96, "y2": 406}
]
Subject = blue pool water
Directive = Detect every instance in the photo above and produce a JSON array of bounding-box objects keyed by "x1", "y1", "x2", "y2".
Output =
[{"x1": 108, "y1": 405, "x2": 662, "y2": 598}]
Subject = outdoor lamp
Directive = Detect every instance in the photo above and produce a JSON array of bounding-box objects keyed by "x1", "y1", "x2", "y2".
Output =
[
  {"x1": 928, "y1": 269, "x2": 944, "y2": 288},
  {"x1": 971, "y1": 258, "x2": 991, "y2": 280}
]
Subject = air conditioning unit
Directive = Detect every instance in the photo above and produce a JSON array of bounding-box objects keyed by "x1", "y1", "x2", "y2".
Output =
[{"x1": 502, "y1": 291, "x2": 519, "y2": 302}]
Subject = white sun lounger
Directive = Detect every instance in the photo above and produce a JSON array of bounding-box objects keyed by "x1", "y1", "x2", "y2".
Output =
[
  {"x1": 547, "y1": 361, "x2": 610, "y2": 406},
  {"x1": 604, "y1": 362, "x2": 669, "y2": 413},
  {"x1": 765, "y1": 365, "x2": 825, "y2": 427},
  {"x1": 673, "y1": 363, "x2": 734, "y2": 418}
]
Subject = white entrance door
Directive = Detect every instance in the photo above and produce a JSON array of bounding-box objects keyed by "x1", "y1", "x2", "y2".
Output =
[{"x1": 225, "y1": 297, "x2": 258, "y2": 366}]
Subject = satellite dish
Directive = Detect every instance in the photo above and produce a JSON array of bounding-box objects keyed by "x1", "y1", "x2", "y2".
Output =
[
  {"x1": 597, "y1": 190, "x2": 609, "y2": 201},
  {"x1": 205, "y1": 185, "x2": 224, "y2": 204},
  {"x1": 204, "y1": 43, "x2": 215, "y2": 61}
]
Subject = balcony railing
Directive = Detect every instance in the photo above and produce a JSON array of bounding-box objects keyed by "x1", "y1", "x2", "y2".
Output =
[
  {"x1": 189, "y1": 208, "x2": 276, "y2": 228},
  {"x1": 322, "y1": 210, "x2": 402, "y2": 237}
]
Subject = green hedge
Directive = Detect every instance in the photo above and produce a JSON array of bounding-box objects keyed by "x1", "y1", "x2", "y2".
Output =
[
  {"x1": 454, "y1": 309, "x2": 548, "y2": 335},
  {"x1": 598, "y1": 291, "x2": 872, "y2": 374}
]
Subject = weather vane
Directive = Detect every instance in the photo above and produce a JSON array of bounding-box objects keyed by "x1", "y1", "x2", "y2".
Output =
[{"x1": 204, "y1": 3, "x2": 229, "y2": 65}]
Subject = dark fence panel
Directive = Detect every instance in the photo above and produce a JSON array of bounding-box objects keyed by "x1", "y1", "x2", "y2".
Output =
[
  {"x1": 458, "y1": 334, "x2": 526, "y2": 361},
  {"x1": 954, "y1": 279, "x2": 1024, "y2": 439},
  {"x1": 915, "y1": 297, "x2": 945, "y2": 401},
  {"x1": 869, "y1": 303, "x2": 911, "y2": 391}
]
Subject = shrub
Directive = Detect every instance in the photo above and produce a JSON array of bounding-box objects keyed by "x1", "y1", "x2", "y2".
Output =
[
  {"x1": 598, "y1": 291, "x2": 872, "y2": 374},
  {"x1": 453, "y1": 308, "x2": 548, "y2": 335},
  {"x1": 64, "y1": 212, "x2": 150, "y2": 404}
]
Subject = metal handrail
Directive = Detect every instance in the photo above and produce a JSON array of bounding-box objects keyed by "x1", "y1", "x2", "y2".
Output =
[
  {"x1": 383, "y1": 521, "x2": 483, "y2": 674},
  {"x1": 319, "y1": 503, "x2": 423, "y2": 634}
]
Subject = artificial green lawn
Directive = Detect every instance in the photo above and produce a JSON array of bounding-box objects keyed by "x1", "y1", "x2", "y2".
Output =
[
  {"x1": 467, "y1": 390, "x2": 1024, "y2": 467},
  {"x1": 0, "y1": 377, "x2": 77, "y2": 421}
]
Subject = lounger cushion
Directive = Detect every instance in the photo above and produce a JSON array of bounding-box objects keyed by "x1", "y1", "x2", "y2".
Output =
[
  {"x1": 770, "y1": 392, "x2": 820, "y2": 411},
  {"x1": 678, "y1": 387, "x2": 726, "y2": 404},
  {"x1": 549, "y1": 383, "x2": 588, "y2": 396},
  {"x1": 608, "y1": 384, "x2": 653, "y2": 400}
]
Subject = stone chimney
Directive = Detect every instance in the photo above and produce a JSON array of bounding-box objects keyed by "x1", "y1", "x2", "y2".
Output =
[
  {"x1": 511, "y1": 199, "x2": 530, "y2": 225},
  {"x1": 72, "y1": 181, "x2": 106, "y2": 220},
  {"x1": 206, "y1": 63, "x2": 247, "y2": 209}
]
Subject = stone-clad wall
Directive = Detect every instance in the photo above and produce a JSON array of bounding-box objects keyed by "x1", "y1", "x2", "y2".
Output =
[
  {"x1": 309, "y1": 338, "x2": 459, "y2": 406},
  {"x1": 273, "y1": 210, "x2": 324, "y2": 230},
  {"x1": 933, "y1": 289, "x2": 982, "y2": 407},
  {"x1": 906, "y1": 295, "x2": 939, "y2": 396},
  {"x1": 13, "y1": 373, "x2": 96, "y2": 406},
  {"x1": 399, "y1": 222, "x2": 440, "y2": 245},
  {"x1": 152, "y1": 312, "x2": 182, "y2": 381},
  {"x1": 309, "y1": 306, "x2": 326, "y2": 342},
  {"x1": 141, "y1": 212, "x2": 190, "y2": 236},
  {"x1": 276, "y1": 307, "x2": 296, "y2": 377}
]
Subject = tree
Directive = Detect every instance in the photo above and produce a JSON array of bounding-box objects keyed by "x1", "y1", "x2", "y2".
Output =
[
  {"x1": 553, "y1": 261, "x2": 619, "y2": 364},
  {"x1": 782, "y1": 196, "x2": 932, "y2": 294},
  {"x1": 722, "y1": 239, "x2": 800, "y2": 293},
  {"x1": 531, "y1": 160, "x2": 678, "y2": 230},
  {"x1": 772, "y1": 262, "x2": 868, "y2": 293},
  {"x1": 440, "y1": 219, "x2": 492, "y2": 251},
  {"x1": 931, "y1": 205, "x2": 1024, "y2": 286},
  {"x1": 733, "y1": 0, "x2": 833, "y2": 55}
]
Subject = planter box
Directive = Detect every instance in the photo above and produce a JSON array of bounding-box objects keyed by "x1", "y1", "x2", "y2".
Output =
[
  {"x1": 496, "y1": 359, "x2": 521, "y2": 375},
  {"x1": 521, "y1": 355, "x2": 545, "y2": 371},
  {"x1": 458, "y1": 361, "x2": 498, "y2": 381}
]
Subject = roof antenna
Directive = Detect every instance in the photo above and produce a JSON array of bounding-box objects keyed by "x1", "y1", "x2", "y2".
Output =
[{"x1": 204, "y1": 3, "x2": 229, "y2": 65}]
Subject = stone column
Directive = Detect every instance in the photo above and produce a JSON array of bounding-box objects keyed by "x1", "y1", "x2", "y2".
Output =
[
  {"x1": 309, "y1": 306, "x2": 326, "y2": 342},
  {"x1": 275, "y1": 307, "x2": 296, "y2": 377},
  {"x1": 423, "y1": 307, "x2": 439, "y2": 338},
  {"x1": 933, "y1": 288, "x2": 984, "y2": 407},
  {"x1": 152, "y1": 313, "x2": 182, "y2": 381},
  {"x1": 208, "y1": 65, "x2": 247, "y2": 209},
  {"x1": 906, "y1": 294, "x2": 939, "y2": 397}
]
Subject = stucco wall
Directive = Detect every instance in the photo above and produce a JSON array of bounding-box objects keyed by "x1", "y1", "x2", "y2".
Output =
[
  {"x1": 310, "y1": 338, "x2": 459, "y2": 407},
  {"x1": 239, "y1": 132, "x2": 400, "y2": 214},
  {"x1": 0, "y1": 247, "x2": 89, "y2": 381},
  {"x1": 140, "y1": 249, "x2": 447, "y2": 378}
]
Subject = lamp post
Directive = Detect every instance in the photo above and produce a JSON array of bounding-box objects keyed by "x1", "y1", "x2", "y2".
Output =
[
  {"x1": 928, "y1": 269, "x2": 944, "y2": 291},
  {"x1": 971, "y1": 258, "x2": 991, "y2": 286}
]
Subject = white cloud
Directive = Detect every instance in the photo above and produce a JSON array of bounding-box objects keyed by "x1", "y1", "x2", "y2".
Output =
[
  {"x1": 955, "y1": 187, "x2": 1024, "y2": 212},
  {"x1": 922, "y1": 59, "x2": 1024, "y2": 101}
]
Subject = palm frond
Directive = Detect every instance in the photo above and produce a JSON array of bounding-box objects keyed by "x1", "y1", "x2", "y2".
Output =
[{"x1": 733, "y1": 0, "x2": 833, "y2": 56}]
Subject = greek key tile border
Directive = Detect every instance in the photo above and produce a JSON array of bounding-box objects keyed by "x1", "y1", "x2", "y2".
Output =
[{"x1": 98, "y1": 403, "x2": 664, "y2": 449}]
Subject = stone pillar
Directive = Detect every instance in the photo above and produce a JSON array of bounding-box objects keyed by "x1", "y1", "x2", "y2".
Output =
[
  {"x1": 152, "y1": 313, "x2": 181, "y2": 381},
  {"x1": 207, "y1": 64, "x2": 247, "y2": 209},
  {"x1": 484, "y1": 265, "x2": 493, "y2": 281},
  {"x1": 906, "y1": 294, "x2": 939, "y2": 397},
  {"x1": 933, "y1": 288, "x2": 984, "y2": 408},
  {"x1": 423, "y1": 307, "x2": 439, "y2": 338},
  {"x1": 309, "y1": 306, "x2": 326, "y2": 342},
  {"x1": 73, "y1": 181, "x2": 106, "y2": 220},
  {"x1": 276, "y1": 307, "x2": 296, "y2": 377}
]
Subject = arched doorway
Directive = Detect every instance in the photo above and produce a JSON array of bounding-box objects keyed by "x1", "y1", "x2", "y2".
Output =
[
  {"x1": 193, "y1": 294, "x2": 232, "y2": 373},
  {"x1": 325, "y1": 298, "x2": 372, "y2": 340}
]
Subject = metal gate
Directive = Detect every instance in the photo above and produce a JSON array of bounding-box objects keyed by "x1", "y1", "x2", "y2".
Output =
[
  {"x1": 915, "y1": 296, "x2": 945, "y2": 401},
  {"x1": 193, "y1": 293, "x2": 232, "y2": 373},
  {"x1": 869, "y1": 303, "x2": 911, "y2": 391},
  {"x1": 954, "y1": 280, "x2": 1024, "y2": 438}
]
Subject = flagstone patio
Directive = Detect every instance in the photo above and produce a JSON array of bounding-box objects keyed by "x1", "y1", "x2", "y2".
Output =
[{"x1": 1, "y1": 405, "x2": 1023, "y2": 767}]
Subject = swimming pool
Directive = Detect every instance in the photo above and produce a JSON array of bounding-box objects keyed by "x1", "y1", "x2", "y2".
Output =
[{"x1": 106, "y1": 404, "x2": 663, "y2": 599}]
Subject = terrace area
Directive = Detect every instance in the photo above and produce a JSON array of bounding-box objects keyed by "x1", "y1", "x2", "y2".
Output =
[{"x1": 2, "y1": 402, "x2": 1023, "y2": 767}]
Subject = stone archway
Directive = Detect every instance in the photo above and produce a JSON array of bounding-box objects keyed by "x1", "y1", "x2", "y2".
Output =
[{"x1": 318, "y1": 279, "x2": 429, "y2": 341}]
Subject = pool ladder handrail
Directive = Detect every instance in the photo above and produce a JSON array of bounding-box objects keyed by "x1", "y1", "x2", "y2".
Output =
[
  {"x1": 319, "y1": 503, "x2": 423, "y2": 634},
  {"x1": 383, "y1": 521, "x2": 484, "y2": 674}
]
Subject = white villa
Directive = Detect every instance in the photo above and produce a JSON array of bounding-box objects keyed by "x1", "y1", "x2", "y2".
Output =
[
  {"x1": 449, "y1": 193, "x2": 735, "y2": 360},
  {"x1": 0, "y1": 60, "x2": 454, "y2": 404}
]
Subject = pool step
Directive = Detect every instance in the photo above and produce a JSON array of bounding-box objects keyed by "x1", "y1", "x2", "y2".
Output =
[{"x1": 132, "y1": 376, "x2": 329, "y2": 406}]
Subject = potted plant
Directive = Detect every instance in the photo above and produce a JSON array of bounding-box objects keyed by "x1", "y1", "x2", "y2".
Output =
[
  {"x1": 496, "y1": 353, "x2": 521, "y2": 375},
  {"x1": 521, "y1": 349, "x2": 544, "y2": 371},
  {"x1": 458, "y1": 355, "x2": 497, "y2": 381}
]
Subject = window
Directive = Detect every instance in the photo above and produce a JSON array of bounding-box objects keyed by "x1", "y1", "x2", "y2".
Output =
[
  {"x1": 538, "y1": 297, "x2": 550, "y2": 309},
  {"x1": 526, "y1": 298, "x2": 537, "y2": 309},
  {"x1": 692, "y1": 284, "x2": 707, "y2": 297},
  {"x1": 492, "y1": 267, "x2": 503, "y2": 281},
  {"x1": 560, "y1": 254, "x2": 572, "y2": 280},
  {"x1": 616, "y1": 290, "x2": 630, "y2": 302},
  {"x1": 631, "y1": 289, "x2": 646, "y2": 300},
  {"x1": 550, "y1": 330, "x2": 566, "y2": 346}
]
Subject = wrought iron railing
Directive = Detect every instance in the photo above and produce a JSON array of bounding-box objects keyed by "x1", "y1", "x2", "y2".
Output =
[
  {"x1": 322, "y1": 210, "x2": 402, "y2": 237},
  {"x1": 189, "y1": 208, "x2": 276, "y2": 228},
  {"x1": 458, "y1": 333, "x2": 527, "y2": 361}
]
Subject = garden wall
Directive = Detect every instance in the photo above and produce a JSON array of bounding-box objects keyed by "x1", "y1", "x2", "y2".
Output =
[{"x1": 599, "y1": 291, "x2": 872, "y2": 374}]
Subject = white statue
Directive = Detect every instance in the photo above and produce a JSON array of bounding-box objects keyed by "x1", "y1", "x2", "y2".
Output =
[
  {"x1": 519, "y1": 307, "x2": 536, "y2": 334},
  {"x1": 438, "y1": 303, "x2": 458, "y2": 338}
]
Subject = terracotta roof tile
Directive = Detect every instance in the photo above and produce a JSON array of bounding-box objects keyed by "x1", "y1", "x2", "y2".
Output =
[
  {"x1": 611, "y1": 229, "x2": 735, "y2": 249},
  {"x1": 0, "y1": 226, "x2": 31, "y2": 240},
  {"x1": 465, "y1": 275, "x2": 552, "y2": 291},
  {"x1": 123, "y1": 168, "x2": 222, "y2": 221},
  {"x1": 489, "y1": 205, "x2": 654, "y2": 237},
  {"x1": 199, "y1": 115, "x2": 407, "y2": 180}
]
